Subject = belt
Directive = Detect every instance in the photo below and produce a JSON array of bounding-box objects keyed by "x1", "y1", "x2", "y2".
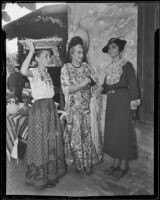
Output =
[
  {"x1": 108, "y1": 87, "x2": 128, "y2": 94},
  {"x1": 108, "y1": 90, "x2": 115, "y2": 94}
]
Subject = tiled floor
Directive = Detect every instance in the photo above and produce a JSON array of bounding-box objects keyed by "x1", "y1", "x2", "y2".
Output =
[{"x1": 6, "y1": 155, "x2": 153, "y2": 197}]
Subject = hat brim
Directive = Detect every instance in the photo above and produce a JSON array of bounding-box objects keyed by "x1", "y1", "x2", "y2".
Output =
[
  {"x1": 102, "y1": 45, "x2": 108, "y2": 53},
  {"x1": 102, "y1": 39, "x2": 127, "y2": 53}
]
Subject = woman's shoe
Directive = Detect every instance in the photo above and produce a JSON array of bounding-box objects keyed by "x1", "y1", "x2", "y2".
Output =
[
  {"x1": 112, "y1": 168, "x2": 129, "y2": 179},
  {"x1": 85, "y1": 168, "x2": 93, "y2": 176},
  {"x1": 86, "y1": 170, "x2": 93, "y2": 176},
  {"x1": 104, "y1": 166, "x2": 120, "y2": 175},
  {"x1": 75, "y1": 168, "x2": 81, "y2": 173}
]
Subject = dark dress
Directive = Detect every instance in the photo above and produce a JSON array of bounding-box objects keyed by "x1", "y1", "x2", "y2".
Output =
[
  {"x1": 7, "y1": 72, "x2": 25, "y2": 102},
  {"x1": 102, "y1": 61, "x2": 139, "y2": 160}
]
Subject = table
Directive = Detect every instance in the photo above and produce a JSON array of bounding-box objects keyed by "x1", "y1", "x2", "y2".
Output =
[
  {"x1": 6, "y1": 114, "x2": 28, "y2": 162},
  {"x1": 6, "y1": 110, "x2": 67, "y2": 162}
]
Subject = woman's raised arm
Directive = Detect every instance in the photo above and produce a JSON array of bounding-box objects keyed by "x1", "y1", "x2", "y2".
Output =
[{"x1": 21, "y1": 40, "x2": 34, "y2": 77}]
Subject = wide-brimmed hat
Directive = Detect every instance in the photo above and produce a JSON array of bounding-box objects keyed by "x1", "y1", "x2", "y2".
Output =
[
  {"x1": 102, "y1": 37, "x2": 127, "y2": 53},
  {"x1": 67, "y1": 28, "x2": 90, "y2": 53}
]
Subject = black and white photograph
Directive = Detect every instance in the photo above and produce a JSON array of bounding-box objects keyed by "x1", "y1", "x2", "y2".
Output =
[{"x1": 1, "y1": 1, "x2": 159, "y2": 198}]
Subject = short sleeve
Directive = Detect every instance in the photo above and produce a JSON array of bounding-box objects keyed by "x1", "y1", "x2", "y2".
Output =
[
  {"x1": 27, "y1": 68, "x2": 37, "y2": 81},
  {"x1": 126, "y1": 62, "x2": 139, "y2": 101}
]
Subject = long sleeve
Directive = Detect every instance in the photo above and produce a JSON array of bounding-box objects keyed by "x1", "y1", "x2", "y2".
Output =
[
  {"x1": 126, "y1": 62, "x2": 139, "y2": 101},
  {"x1": 89, "y1": 76, "x2": 97, "y2": 87},
  {"x1": 82, "y1": 62, "x2": 95, "y2": 86},
  {"x1": 101, "y1": 77, "x2": 108, "y2": 94},
  {"x1": 60, "y1": 65, "x2": 70, "y2": 110}
]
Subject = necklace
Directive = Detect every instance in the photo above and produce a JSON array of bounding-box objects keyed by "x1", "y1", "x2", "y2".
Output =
[{"x1": 71, "y1": 63, "x2": 81, "y2": 68}]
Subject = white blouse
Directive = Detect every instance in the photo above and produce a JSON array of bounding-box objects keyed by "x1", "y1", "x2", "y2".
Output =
[{"x1": 28, "y1": 68, "x2": 54, "y2": 101}]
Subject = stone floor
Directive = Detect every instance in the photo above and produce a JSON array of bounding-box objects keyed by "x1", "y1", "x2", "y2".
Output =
[{"x1": 6, "y1": 154, "x2": 153, "y2": 197}]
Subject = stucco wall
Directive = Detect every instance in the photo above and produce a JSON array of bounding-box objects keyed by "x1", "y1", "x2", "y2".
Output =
[
  {"x1": 68, "y1": 3, "x2": 138, "y2": 83},
  {"x1": 68, "y1": 3, "x2": 138, "y2": 136}
]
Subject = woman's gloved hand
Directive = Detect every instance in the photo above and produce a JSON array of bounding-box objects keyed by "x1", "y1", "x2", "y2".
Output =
[
  {"x1": 131, "y1": 110, "x2": 137, "y2": 121},
  {"x1": 87, "y1": 76, "x2": 96, "y2": 86},
  {"x1": 101, "y1": 76, "x2": 108, "y2": 94}
]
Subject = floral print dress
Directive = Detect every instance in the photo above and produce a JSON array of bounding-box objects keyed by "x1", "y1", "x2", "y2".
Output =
[{"x1": 61, "y1": 62, "x2": 99, "y2": 172}]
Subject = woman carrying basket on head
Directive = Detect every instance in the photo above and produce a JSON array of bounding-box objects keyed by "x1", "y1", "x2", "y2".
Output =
[{"x1": 21, "y1": 40, "x2": 66, "y2": 189}]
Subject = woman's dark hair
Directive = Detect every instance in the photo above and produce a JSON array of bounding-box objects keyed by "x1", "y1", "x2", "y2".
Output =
[
  {"x1": 35, "y1": 49, "x2": 53, "y2": 57},
  {"x1": 30, "y1": 49, "x2": 53, "y2": 66}
]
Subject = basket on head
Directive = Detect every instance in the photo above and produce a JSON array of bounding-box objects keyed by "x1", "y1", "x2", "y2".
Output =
[{"x1": 19, "y1": 37, "x2": 63, "y2": 50}]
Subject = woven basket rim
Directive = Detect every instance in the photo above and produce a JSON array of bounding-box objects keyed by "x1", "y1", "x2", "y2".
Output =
[{"x1": 19, "y1": 37, "x2": 63, "y2": 49}]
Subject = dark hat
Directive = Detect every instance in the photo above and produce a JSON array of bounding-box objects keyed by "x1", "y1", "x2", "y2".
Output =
[
  {"x1": 102, "y1": 37, "x2": 127, "y2": 53},
  {"x1": 67, "y1": 36, "x2": 84, "y2": 51},
  {"x1": 68, "y1": 29, "x2": 90, "y2": 53}
]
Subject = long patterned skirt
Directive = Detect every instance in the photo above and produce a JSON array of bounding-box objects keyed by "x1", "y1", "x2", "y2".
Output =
[{"x1": 25, "y1": 98, "x2": 66, "y2": 189}]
